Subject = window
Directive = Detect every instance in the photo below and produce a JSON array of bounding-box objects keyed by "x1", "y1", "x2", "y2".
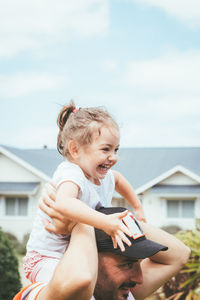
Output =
[
  {"x1": 167, "y1": 199, "x2": 194, "y2": 218},
  {"x1": 5, "y1": 197, "x2": 28, "y2": 216}
]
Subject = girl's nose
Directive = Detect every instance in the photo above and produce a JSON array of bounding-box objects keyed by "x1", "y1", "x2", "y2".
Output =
[{"x1": 108, "y1": 152, "x2": 118, "y2": 161}]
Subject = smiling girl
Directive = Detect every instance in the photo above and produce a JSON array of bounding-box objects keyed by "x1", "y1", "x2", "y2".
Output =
[{"x1": 23, "y1": 101, "x2": 145, "y2": 283}]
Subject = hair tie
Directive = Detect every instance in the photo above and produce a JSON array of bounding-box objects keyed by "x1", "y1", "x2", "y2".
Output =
[{"x1": 73, "y1": 108, "x2": 79, "y2": 113}]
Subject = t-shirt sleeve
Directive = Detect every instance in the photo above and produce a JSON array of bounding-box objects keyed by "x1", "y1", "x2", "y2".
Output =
[
  {"x1": 13, "y1": 283, "x2": 47, "y2": 300},
  {"x1": 52, "y1": 162, "x2": 85, "y2": 195}
]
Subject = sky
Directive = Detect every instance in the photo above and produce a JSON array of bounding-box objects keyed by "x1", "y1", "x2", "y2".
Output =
[{"x1": 0, "y1": 0, "x2": 200, "y2": 149}]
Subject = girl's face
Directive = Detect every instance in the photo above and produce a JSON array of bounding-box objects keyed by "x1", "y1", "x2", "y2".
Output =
[{"x1": 76, "y1": 126, "x2": 120, "y2": 184}]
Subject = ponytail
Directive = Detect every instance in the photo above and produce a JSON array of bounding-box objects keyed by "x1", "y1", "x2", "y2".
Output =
[
  {"x1": 57, "y1": 100, "x2": 76, "y2": 131},
  {"x1": 57, "y1": 100, "x2": 76, "y2": 154}
]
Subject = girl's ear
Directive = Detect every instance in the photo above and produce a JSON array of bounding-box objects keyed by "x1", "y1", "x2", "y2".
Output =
[{"x1": 68, "y1": 140, "x2": 79, "y2": 159}]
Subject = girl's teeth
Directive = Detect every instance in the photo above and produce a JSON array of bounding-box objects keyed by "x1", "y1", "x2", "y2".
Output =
[{"x1": 99, "y1": 164, "x2": 107, "y2": 169}]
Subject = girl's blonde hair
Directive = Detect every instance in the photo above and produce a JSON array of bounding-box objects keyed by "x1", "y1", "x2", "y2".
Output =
[{"x1": 57, "y1": 101, "x2": 119, "y2": 159}]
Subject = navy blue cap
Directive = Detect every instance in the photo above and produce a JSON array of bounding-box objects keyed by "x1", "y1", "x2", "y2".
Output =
[{"x1": 95, "y1": 206, "x2": 168, "y2": 259}]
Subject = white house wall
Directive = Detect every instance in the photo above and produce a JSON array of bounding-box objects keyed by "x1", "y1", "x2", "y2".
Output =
[
  {"x1": 142, "y1": 192, "x2": 197, "y2": 229},
  {"x1": 0, "y1": 153, "x2": 46, "y2": 241},
  {"x1": 0, "y1": 153, "x2": 39, "y2": 182},
  {"x1": 0, "y1": 182, "x2": 45, "y2": 241},
  {"x1": 0, "y1": 197, "x2": 34, "y2": 241},
  {"x1": 141, "y1": 190, "x2": 164, "y2": 227},
  {"x1": 160, "y1": 171, "x2": 198, "y2": 185},
  {"x1": 141, "y1": 172, "x2": 199, "y2": 230}
]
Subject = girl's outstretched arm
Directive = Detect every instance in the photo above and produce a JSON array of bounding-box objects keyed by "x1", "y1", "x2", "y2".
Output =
[
  {"x1": 113, "y1": 170, "x2": 146, "y2": 222},
  {"x1": 41, "y1": 181, "x2": 132, "y2": 252}
]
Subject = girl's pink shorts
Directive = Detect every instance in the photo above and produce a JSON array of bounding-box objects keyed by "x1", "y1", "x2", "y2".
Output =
[{"x1": 23, "y1": 251, "x2": 59, "y2": 283}]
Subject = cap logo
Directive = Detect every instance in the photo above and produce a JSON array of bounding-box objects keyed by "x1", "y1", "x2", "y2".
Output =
[{"x1": 123, "y1": 211, "x2": 145, "y2": 240}]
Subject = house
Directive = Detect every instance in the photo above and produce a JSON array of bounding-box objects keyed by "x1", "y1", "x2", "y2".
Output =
[{"x1": 0, "y1": 145, "x2": 200, "y2": 241}]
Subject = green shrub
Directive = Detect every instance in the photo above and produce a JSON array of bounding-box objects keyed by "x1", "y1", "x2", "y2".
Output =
[
  {"x1": 21, "y1": 233, "x2": 30, "y2": 254},
  {"x1": 162, "y1": 229, "x2": 200, "y2": 300},
  {"x1": 0, "y1": 228, "x2": 22, "y2": 298},
  {"x1": 4, "y1": 231, "x2": 30, "y2": 255}
]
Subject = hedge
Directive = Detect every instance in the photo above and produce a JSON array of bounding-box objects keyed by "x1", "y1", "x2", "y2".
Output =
[{"x1": 0, "y1": 228, "x2": 22, "y2": 298}]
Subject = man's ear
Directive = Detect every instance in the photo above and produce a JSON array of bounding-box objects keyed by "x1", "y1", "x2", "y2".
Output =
[{"x1": 68, "y1": 140, "x2": 79, "y2": 159}]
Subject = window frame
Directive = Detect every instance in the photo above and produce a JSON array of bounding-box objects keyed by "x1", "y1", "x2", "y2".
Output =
[
  {"x1": 166, "y1": 198, "x2": 195, "y2": 219},
  {"x1": 2, "y1": 195, "x2": 29, "y2": 218}
]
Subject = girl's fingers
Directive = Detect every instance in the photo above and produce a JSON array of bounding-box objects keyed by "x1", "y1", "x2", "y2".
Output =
[
  {"x1": 115, "y1": 236, "x2": 125, "y2": 252},
  {"x1": 118, "y1": 231, "x2": 131, "y2": 247},
  {"x1": 119, "y1": 210, "x2": 129, "y2": 219},
  {"x1": 120, "y1": 222, "x2": 132, "y2": 237},
  {"x1": 118, "y1": 211, "x2": 132, "y2": 236},
  {"x1": 111, "y1": 237, "x2": 117, "y2": 249}
]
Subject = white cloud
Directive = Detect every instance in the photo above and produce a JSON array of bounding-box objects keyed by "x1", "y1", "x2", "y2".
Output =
[
  {"x1": 132, "y1": 0, "x2": 200, "y2": 28},
  {"x1": 102, "y1": 59, "x2": 118, "y2": 72},
  {"x1": 119, "y1": 96, "x2": 200, "y2": 148},
  {"x1": 120, "y1": 121, "x2": 200, "y2": 147},
  {"x1": 74, "y1": 91, "x2": 200, "y2": 147},
  {"x1": 124, "y1": 50, "x2": 200, "y2": 95},
  {"x1": 0, "y1": 73, "x2": 68, "y2": 97},
  {"x1": 0, "y1": 0, "x2": 109, "y2": 58}
]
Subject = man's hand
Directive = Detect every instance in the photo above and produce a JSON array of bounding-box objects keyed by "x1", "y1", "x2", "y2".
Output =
[{"x1": 39, "y1": 183, "x2": 76, "y2": 235}]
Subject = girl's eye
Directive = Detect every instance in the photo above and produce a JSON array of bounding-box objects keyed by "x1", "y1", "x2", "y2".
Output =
[
  {"x1": 115, "y1": 148, "x2": 119, "y2": 153},
  {"x1": 103, "y1": 148, "x2": 109, "y2": 152}
]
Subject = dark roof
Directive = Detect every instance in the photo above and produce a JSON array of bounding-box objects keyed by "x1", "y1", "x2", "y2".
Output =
[
  {"x1": 1, "y1": 145, "x2": 200, "y2": 189},
  {"x1": 111, "y1": 147, "x2": 200, "y2": 189},
  {"x1": 0, "y1": 182, "x2": 40, "y2": 194},
  {"x1": 2, "y1": 145, "x2": 64, "y2": 178}
]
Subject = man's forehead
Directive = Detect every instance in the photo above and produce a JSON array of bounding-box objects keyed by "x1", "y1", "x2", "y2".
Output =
[
  {"x1": 101, "y1": 252, "x2": 139, "y2": 263},
  {"x1": 117, "y1": 255, "x2": 139, "y2": 263}
]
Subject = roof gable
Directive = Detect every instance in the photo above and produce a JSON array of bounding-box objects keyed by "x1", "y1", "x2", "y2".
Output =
[
  {"x1": 0, "y1": 145, "x2": 51, "y2": 181},
  {"x1": 135, "y1": 165, "x2": 200, "y2": 194},
  {"x1": 114, "y1": 147, "x2": 200, "y2": 192}
]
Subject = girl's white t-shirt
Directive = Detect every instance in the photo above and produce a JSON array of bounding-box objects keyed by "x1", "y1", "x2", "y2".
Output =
[{"x1": 26, "y1": 160, "x2": 115, "y2": 258}]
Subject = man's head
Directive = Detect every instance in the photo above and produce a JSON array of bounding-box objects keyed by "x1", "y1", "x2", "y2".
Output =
[
  {"x1": 94, "y1": 206, "x2": 168, "y2": 300},
  {"x1": 94, "y1": 252, "x2": 143, "y2": 300}
]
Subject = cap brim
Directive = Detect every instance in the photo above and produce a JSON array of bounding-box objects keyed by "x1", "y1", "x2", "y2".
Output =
[{"x1": 110, "y1": 238, "x2": 168, "y2": 259}]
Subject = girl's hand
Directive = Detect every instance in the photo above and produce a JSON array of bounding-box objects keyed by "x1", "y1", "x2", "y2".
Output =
[
  {"x1": 134, "y1": 206, "x2": 146, "y2": 223},
  {"x1": 39, "y1": 183, "x2": 76, "y2": 235},
  {"x1": 102, "y1": 210, "x2": 132, "y2": 252}
]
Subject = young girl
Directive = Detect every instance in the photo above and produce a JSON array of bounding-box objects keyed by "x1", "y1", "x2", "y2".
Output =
[{"x1": 24, "y1": 101, "x2": 146, "y2": 283}]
